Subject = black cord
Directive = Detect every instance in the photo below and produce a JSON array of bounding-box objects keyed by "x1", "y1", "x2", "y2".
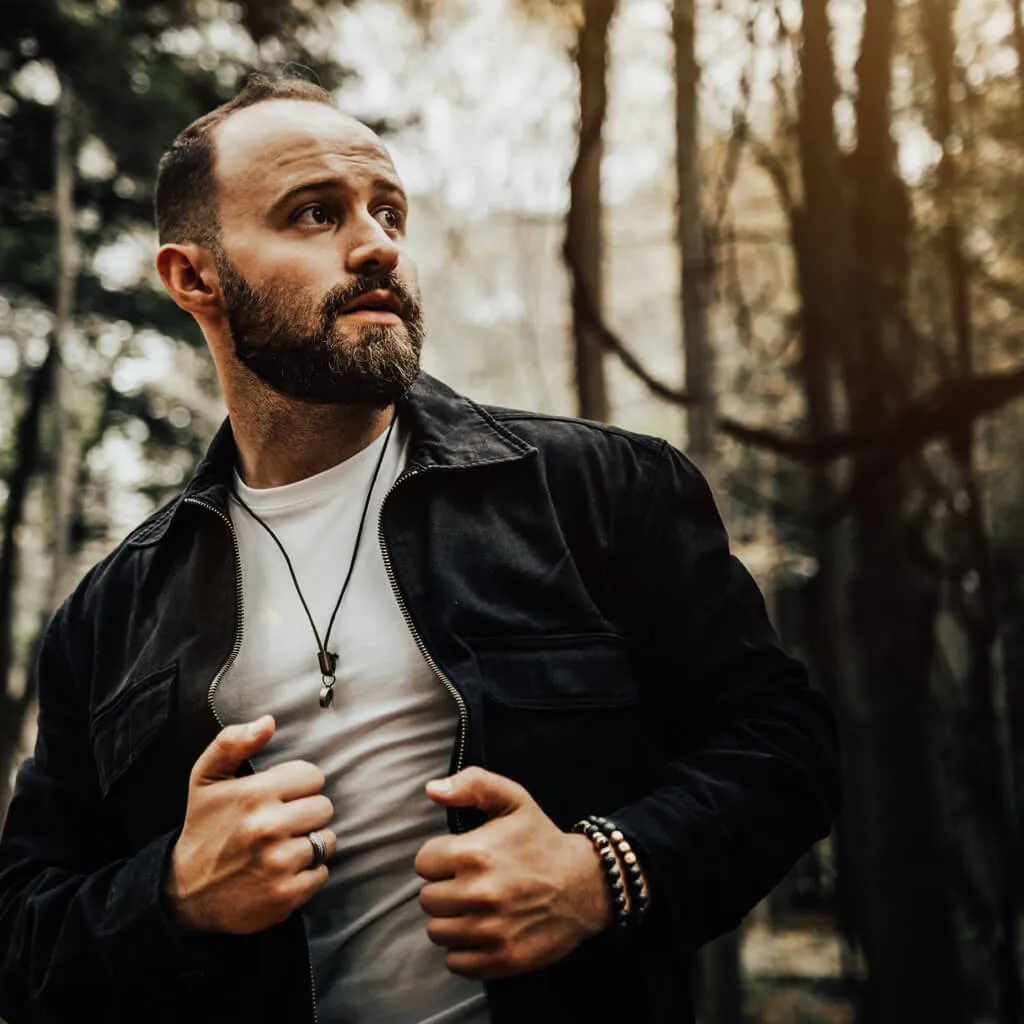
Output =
[{"x1": 232, "y1": 413, "x2": 398, "y2": 700}]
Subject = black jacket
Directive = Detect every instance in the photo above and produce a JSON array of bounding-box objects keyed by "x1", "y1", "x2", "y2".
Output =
[{"x1": 0, "y1": 373, "x2": 841, "y2": 1024}]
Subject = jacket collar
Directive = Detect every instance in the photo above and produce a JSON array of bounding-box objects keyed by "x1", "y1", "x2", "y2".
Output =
[{"x1": 140, "y1": 372, "x2": 535, "y2": 545}]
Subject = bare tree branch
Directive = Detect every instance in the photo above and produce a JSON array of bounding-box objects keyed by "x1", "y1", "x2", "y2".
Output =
[{"x1": 564, "y1": 245, "x2": 1024, "y2": 465}]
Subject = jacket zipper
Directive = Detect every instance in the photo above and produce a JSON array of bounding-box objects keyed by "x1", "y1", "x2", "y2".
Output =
[
  {"x1": 183, "y1": 496, "x2": 320, "y2": 1024},
  {"x1": 377, "y1": 470, "x2": 470, "y2": 834},
  {"x1": 183, "y1": 498, "x2": 245, "y2": 723}
]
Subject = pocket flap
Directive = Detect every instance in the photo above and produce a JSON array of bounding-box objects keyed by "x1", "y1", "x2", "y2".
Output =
[
  {"x1": 91, "y1": 664, "x2": 177, "y2": 796},
  {"x1": 475, "y1": 636, "x2": 636, "y2": 708}
]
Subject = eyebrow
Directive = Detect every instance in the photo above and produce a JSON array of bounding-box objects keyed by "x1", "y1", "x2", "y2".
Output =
[{"x1": 269, "y1": 175, "x2": 408, "y2": 216}]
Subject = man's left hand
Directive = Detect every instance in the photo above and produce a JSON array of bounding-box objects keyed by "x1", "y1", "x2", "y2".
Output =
[{"x1": 414, "y1": 767, "x2": 612, "y2": 980}]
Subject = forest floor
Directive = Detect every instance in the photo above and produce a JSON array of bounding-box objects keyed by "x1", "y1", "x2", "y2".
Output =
[{"x1": 743, "y1": 922, "x2": 857, "y2": 1024}]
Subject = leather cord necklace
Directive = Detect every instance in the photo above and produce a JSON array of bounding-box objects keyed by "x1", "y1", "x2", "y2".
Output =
[{"x1": 232, "y1": 414, "x2": 398, "y2": 709}]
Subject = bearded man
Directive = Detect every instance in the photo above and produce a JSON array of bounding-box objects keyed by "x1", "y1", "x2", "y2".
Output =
[{"x1": 0, "y1": 74, "x2": 841, "y2": 1024}]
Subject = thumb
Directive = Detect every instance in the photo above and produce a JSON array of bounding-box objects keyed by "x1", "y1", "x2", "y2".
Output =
[
  {"x1": 426, "y1": 766, "x2": 528, "y2": 817},
  {"x1": 192, "y1": 715, "x2": 275, "y2": 785}
]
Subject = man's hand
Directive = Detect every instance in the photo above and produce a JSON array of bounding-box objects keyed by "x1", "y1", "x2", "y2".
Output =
[
  {"x1": 415, "y1": 767, "x2": 612, "y2": 981},
  {"x1": 166, "y1": 715, "x2": 337, "y2": 935}
]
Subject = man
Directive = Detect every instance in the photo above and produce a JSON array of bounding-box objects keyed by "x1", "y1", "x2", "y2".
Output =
[{"x1": 0, "y1": 74, "x2": 841, "y2": 1024}]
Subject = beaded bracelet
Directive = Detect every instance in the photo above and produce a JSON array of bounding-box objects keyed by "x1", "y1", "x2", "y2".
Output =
[
  {"x1": 571, "y1": 818, "x2": 630, "y2": 928},
  {"x1": 588, "y1": 814, "x2": 650, "y2": 923}
]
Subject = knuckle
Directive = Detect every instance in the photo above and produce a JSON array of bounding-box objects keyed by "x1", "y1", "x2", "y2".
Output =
[
  {"x1": 214, "y1": 728, "x2": 234, "y2": 750},
  {"x1": 457, "y1": 841, "x2": 490, "y2": 872},
  {"x1": 241, "y1": 776, "x2": 270, "y2": 809},
  {"x1": 303, "y1": 762, "x2": 327, "y2": 790},
  {"x1": 244, "y1": 811, "x2": 278, "y2": 845},
  {"x1": 446, "y1": 952, "x2": 483, "y2": 981},
  {"x1": 468, "y1": 881, "x2": 501, "y2": 912},
  {"x1": 266, "y1": 879, "x2": 295, "y2": 911},
  {"x1": 301, "y1": 865, "x2": 330, "y2": 898},
  {"x1": 214, "y1": 728, "x2": 240, "y2": 755},
  {"x1": 413, "y1": 847, "x2": 430, "y2": 877},
  {"x1": 475, "y1": 919, "x2": 505, "y2": 948},
  {"x1": 259, "y1": 844, "x2": 289, "y2": 874},
  {"x1": 500, "y1": 945, "x2": 523, "y2": 974},
  {"x1": 277, "y1": 760, "x2": 325, "y2": 792}
]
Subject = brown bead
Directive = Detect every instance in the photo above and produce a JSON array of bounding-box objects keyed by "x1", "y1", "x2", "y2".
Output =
[
  {"x1": 610, "y1": 830, "x2": 624, "y2": 842},
  {"x1": 624, "y1": 851, "x2": 638, "y2": 865},
  {"x1": 617, "y1": 841, "x2": 632, "y2": 854}
]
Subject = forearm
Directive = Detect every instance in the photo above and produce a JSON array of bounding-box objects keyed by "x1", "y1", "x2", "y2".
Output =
[
  {"x1": 609, "y1": 674, "x2": 840, "y2": 947},
  {"x1": 613, "y1": 442, "x2": 842, "y2": 946},
  {"x1": 0, "y1": 766, "x2": 203, "y2": 1021}
]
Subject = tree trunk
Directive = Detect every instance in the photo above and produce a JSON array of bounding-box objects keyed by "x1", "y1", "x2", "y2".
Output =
[
  {"x1": 922, "y1": 2, "x2": 1021, "y2": 1017},
  {"x1": 792, "y1": 0, "x2": 860, "y2": 975},
  {"x1": 673, "y1": 3, "x2": 738, "y2": 1016},
  {"x1": 699, "y1": 928, "x2": 742, "y2": 1024},
  {"x1": 564, "y1": 0, "x2": 614, "y2": 422},
  {"x1": 843, "y1": 1, "x2": 964, "y2": 1019},
  {"x1": 0, "y1": 351, "x2": 55, "y2": 824},
  {"x1": 50, "y1": 71, "x2": 77, "y2": 609},
  {"x1": 673, "y1": 0, "x2": 714, "y2": 470},
  {"x1": 0, "y1": 73, "x2": 79, "y2": 826}
]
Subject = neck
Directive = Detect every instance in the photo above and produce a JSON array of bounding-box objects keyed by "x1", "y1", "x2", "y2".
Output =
[{"x1": 226, "y1": 378, "x2": 394, "y2": 489}]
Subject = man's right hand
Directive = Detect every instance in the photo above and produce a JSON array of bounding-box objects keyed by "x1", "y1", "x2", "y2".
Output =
[{"x1": 165, "y1": 714, "x2": 336, "y2": 935}]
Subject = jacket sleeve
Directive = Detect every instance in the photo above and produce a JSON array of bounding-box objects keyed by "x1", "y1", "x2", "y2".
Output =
[
  {"x1": 610, "y1": 440, "x2": 842, "y2": 948},
  {"x1": 0, "y1": 595, "x2": 210, "y2": 1022}
]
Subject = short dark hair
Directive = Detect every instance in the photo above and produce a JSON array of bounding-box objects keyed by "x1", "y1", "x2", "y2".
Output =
[{"x1": 154, "y1": 72, "x2": 334, "y2": 246}]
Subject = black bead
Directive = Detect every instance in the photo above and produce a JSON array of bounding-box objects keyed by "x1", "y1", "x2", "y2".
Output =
[{"x1": 608, "y1": 865, "x2": 621, "y2": 880}]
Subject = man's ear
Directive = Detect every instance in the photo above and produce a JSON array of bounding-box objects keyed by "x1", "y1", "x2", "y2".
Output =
[{"x1": 155, "y1": 243, "x2": 221, "y2": 316}]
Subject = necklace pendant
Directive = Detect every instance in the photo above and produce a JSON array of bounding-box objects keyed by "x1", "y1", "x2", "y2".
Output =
[
  {"x1": 318, "y1": 650, "x2": 338, "y2": 677},
  {"x1": 319, "y1": 681, "x2": 335, "y2": 709}
]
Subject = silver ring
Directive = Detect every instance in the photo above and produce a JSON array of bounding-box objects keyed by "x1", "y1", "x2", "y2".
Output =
[{"x1": 308, "y1": 830, "x2": 328, "y2": 868}]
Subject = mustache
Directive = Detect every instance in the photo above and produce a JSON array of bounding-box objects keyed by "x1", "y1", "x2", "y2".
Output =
[{"x1": 321, "y1": 273, "x2": 419, "y2": 323}]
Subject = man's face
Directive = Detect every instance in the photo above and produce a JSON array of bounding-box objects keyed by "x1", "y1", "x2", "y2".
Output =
[{"x1": 209, "y1": 100, "x2": 423, "y2": 406}]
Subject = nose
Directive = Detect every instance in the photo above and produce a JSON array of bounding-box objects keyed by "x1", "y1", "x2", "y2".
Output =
[{"x1": 345, "y1": 213, "x2": 400, "y2": 276}]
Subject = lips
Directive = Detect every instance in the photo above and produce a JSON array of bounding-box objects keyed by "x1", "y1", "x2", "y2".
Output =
[{"x1": 342, "y1": 288, "x2": 403, "y2": 316}]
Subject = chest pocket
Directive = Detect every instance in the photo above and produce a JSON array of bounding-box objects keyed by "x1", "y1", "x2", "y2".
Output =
[
  {"x1": 476, "y1": 634, "x2": 637, "y2": 709},
  {"x1": 90, "y1": 663, "x2": 177, "y2": 799},
  {"x1": 473, "y1": 636, "x2": 645, "y2": 825}
]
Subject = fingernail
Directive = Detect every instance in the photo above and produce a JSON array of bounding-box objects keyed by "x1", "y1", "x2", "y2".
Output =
[{"x1": 428, "y1": 778, "x2": 453, "y2": 796}]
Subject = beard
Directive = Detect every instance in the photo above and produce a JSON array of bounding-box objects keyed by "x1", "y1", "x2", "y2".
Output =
[{"x1": 213, "y1": 249, "x2": 425, "y2": 407}]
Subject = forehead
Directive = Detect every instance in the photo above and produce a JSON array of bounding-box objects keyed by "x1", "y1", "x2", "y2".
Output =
[{"x1": 212, "y1": 100, "x2": 400, "y2": 212}]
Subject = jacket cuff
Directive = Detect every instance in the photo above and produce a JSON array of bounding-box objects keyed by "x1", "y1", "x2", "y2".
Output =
[
  {"x1": 102, "y1": 829, "x2": 234, "y2": 983},
  {"x1": 602, "y1": 803, "x2": 695, "y2": 942}
]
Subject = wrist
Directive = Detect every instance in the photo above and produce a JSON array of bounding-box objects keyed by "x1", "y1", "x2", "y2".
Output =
[
  {"x1": 163, "y1": 844, "x2": 202, "y2": 933},
  {"x1": 564, "y1": 833, "x2": 614, "y2": 937},
  {"x1": 571, "y1": 816, "x2": 650, "y2": 929}
]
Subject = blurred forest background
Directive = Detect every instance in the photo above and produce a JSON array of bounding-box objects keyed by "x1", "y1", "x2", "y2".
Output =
[{"x1": 1, "y1": 0, "x2": 1022, "y2": 1021}]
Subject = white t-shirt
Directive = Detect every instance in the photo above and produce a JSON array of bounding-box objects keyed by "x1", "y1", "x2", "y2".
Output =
[{"x1": 216, "y1": 419, "x2": 490, "y2": 1024}]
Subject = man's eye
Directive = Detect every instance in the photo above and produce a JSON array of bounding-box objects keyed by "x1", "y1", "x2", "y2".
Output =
[
  {"x1": 375, "y1": 207, "x2": 402, "y2": 231},
  {"x1": 295, "y1": 204, "x2": 336, "y2": 226}
]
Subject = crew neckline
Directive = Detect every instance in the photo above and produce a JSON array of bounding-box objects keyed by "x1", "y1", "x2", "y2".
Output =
[{"x1": 231, "y1": 417, "x2": 399, "y2": 513}]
